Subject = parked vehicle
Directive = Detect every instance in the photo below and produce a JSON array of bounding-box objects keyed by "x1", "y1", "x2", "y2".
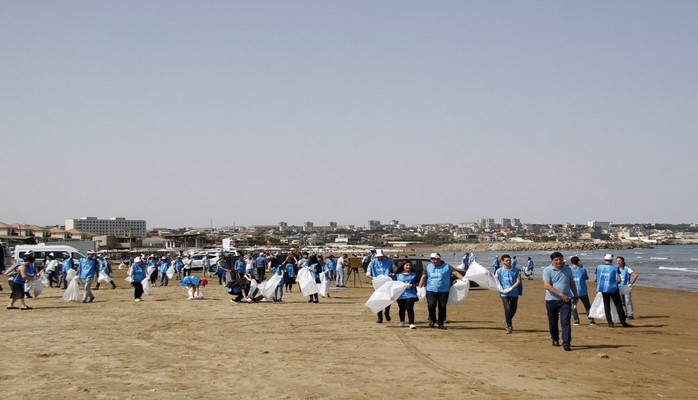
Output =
[
  {"x1": 13, "y1": 244, "x2": 86, "y2": 268},
  {"x1": 1, "y1": 241, "x2": 10, "y2": 267}
]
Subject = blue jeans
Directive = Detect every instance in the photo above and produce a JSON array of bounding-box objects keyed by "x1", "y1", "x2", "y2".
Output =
[{"x1": 546, "y1": 300, "x2": 572, "y2": 345}]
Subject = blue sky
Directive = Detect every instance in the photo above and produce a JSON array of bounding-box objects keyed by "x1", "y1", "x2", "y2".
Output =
[{"x1": 2, "y1": 1, "x2": 696, "y2": 228}]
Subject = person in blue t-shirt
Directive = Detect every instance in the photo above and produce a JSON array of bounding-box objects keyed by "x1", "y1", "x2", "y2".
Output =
[
  {"x1": 543, "y1": 252, "x2": 578, "y2": 351},
  {"x1": 59, "y1": 251, "x2": 75, "y2": 289},
  {"x1": 283, "y1": 256, "x2": 297, "y2": 293},
  {"x1": 617, "y1": 256, "x2": 639, "y2": 320},
  {"x1": 272, "y1": 261, "x2": 285, "y2": 302},
  {"x1": 95, "y1": 255, "x2": 117, "y2": 290},
  {"x1": 594, "y1": 254, "x2": 629, "y2": 327},
  {"x1": 366, "y1": 249, "x2": 395, "y2": 323},
  {"x1": 570, "y1": 256, "x2": 595, "y2": 325},
  {"x1": 524, "y1": 257, "x2": 534, "y2": 280},
  {"x1": 7, "y1": 253, "x2": 36, "y2": 310},
  {"x1": 174, "y1": 255, "x2": 185, "y2": 280},
  {"x1": 181, "y1": 275, "x2": 202, "y2": 299},
  {"x1": 255, "y1": 252, "x2": 267, "y2": 282},
  {"x1": 496, "y1": 254, "x2": 522, "y2": 334},
  {"x1": 158, "y1": 256, "x2": 171, "y2": 286},
  {"x1": 78, "y1": 250, "x2": 99, "y2": 303},
  {"x1": 234, "y1": 254, "x2": 246, "y2": 280},
  {"x1": 394, "y1": 261, "x2": 419, "y2": 329},
  {"x1": 418, "y1": 252, "x2": 464, "y2": 329},
  {"x1": 307, "y1": 255, "x2": 322, "y2": 303},
  {"x1": 492, "y1": 256, "x2": 501, "y2": 272},
  {"x1": 128, "y1": 257, "x2": 147, "y2": 302}
]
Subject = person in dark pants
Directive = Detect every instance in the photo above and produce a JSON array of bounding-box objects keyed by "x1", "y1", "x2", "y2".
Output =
[
  {"x1": 395, "y1": 261, "x2": 419, "y2": 329},
  {"x1": 594, "y1": 254, "x2": 629, "y2": 327},
  {"x1": 543, "y1": 252, "x2": 579, "y2": 351},
  {"x1": 128, "y1": 257, "x2": 147, "y2": 302},
  {"x1": 418, "y1": 253, "x2": 464, "y2": 329},
  {"x1": 495, "y1": 254, "x2": 522, "y2": 334}
]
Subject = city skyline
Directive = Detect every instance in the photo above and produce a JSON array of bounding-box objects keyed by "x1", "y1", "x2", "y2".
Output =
[{"x1": 3, "y1": 2, "x2": 697, "y2": 228}]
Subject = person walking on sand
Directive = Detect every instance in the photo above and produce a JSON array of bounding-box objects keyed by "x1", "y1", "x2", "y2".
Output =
[
  {"x1": 594, "y1": 254, "x2": 629, "y2": 328},
  {"x1": 418, "y1": 253, "x2": 464, "y2": 330},
  {"x1": 128, "y1": 257, "x2": 147, "y2": 302},
  {"x1": 77, "y1": 250, "x2": 98, "y2": 303},
  {"x1": 570, "y1": 256, "x2": 595, "y2": 325},
  {"x1": 543, "y1": 252, "x2": 578, "y2": 351},
  {"x1": 496, "y1": 254, "x2": 522, "y2": 334},
  {"x1": 394, "y1": 261, "x2": 419, "y2": 329},
  {"x1": 366, "y1": 249, "x2": 394, "y2": 323},
  {"x1": 524, "y1": 257, "x2": 534, "y2": 280},
  {"x1": 283, "y1": 256, "x2": 296, "y2": 293},
  {"x1": 617, "y1": 256, "x2": 639, "y2": 320},
  {"x1": 159, "y1": 256, "x2": 171, "y2": 286},
  {"x1": 59, "y1": 251, "x2": 75, "y2": 289},
  {"x1": 7, "y1": 252, "x2": 36, "y2": 310},
  {"x1": 44, "y1": 253, "x2": 60, "y2": 288}
]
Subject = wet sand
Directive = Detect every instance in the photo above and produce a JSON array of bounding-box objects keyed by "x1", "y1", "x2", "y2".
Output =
[{"x1": 1, "y1": 269, "x2": 696, "y2": 399}]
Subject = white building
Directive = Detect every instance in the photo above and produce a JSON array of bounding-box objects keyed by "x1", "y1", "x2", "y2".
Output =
[{"x1": 65, "y1": 217, "x2": 147, "y2": 237}]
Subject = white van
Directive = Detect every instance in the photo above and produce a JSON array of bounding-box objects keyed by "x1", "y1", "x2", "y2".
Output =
[{"x1": 14, "y1": 244, "x2": 86, "y2": 268}]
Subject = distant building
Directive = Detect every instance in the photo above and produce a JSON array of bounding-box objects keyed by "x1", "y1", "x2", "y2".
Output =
[
  {"x1": 65, "y1": 217, "x2": 147, "y2": 237},
  {"x1": 501, "y1": 218, "x2": 512, "y2": 229},
  {"x1": 587, "y1": 221, "x2": 611, "y2": 229},
  {"x1": 368, "y1": 220, "x2": 381, "y2": 230}
]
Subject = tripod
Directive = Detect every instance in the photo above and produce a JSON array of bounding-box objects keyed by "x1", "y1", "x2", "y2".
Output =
[{"x1": 347, "y1": 267, "x2": 363, "y2": 287}]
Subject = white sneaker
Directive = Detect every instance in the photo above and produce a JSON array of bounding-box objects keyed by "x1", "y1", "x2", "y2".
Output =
[
  {"x1": 409, "y1": 324, "x2": 416, "y2": 329},
  {"x1": 399, "y1": 322, "x2": 405, "y2": 327}
]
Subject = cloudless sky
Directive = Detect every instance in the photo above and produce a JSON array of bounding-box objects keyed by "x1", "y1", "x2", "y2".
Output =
[{"x1": 2, "y1": 1, "x2": 697, "y2": 228}]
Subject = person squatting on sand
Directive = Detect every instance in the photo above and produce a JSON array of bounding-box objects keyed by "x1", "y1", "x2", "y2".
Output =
[
  {"x1": 570, "y1": 256, "x2": 595, "y2": 325},
  {"x1": 418, "y1": 252, "x2": 464, "y2": 330},
  {"x1": 594, "y1": 254, "x2": 630, "y2": 328},
  {"x1": 495, "y1": 254, "x2": 522, "y2": 334},
  {"x1": 128, "y1": 257, "x2": 147, "y2": 302},
  {"x1": 543, "y1": 252, "x2": 578, "y2": 351},
  {"x1": 366, "y1": 249, "x2": 394, "y2": 322}
]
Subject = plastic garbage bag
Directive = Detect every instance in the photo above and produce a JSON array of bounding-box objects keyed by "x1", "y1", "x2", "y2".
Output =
[
  {"x1": 297, "y1": 268, "x2": 318, "y2": 296},
  {"x1": 66, "y1": 269, "x2": 77, "y2": 281},
  {"x1": 40, "y1": 270, "x2": 49, "y2": 287},
  {"x1": 166, "y1": 265, "x2": 175, "y2": 279},
  {"x1": 465, "y1": 261, "x2": 498, "y2": 291},
  {"x1": 225, "y1": 271, "x2": 232, "y2": 283},
  {"x1": 417, "y1": 286, "x2": 426, "y2": 300},
  {"x1": 146, "y1": 266, "x2": 155, "y2": 277},
  {"x1": 31, "y1": 278, "x2": 45, "y2": 298},
  {"x1": 62, "y1": 276, "x2": 81, "y2": 302},
  {"x1": 588, "y1": 292, "x2": 620, "y2": 323},
  {"x1": 364, "y1": 281, "x2": 410, "y2": 314},
  {"x1": 447, "y1": 279, "x2": 470, "y2": 305},
  {"x1": 98, "y1": 271, "x2": 112, "y2": 283},
  {"x1": 371, "y1": 275, "x2": 393, "y2": 291},
  {"x1": 261, "y1": 274, "x2": 282, "y2": 299},
  {"x1": 142, "y1": 278, "x2": 151, "y2": 295},
  {"x1": 248, "y1": 278, "x2": 258, "y2": 299},
  {"x1": 319, "y1": 271, "x2": 331, "y2": 297}
]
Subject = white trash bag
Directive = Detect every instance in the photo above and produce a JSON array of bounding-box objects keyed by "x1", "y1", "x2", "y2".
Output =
[
  {"x1": 448, "y1": 279, "x2": 470, "y2": 305},
  {"x1": 66, "y1": 269, "x2": 77, "y2": 281},
  {"x1": 371, "y1": 275, "x2": 393, "y2": 291},
  {"x1": 40, "y1": 271, "x2": 50, "y2": 287},
  {"x1": 142, "y1": 278, "x2": 151, "y2": 295},
  {"x1": 364, "y1": 281, "x2": 410, "y2": 314},
  {"x1": 261, "y1": 274, "x2": 282, "y2": 299},
  {"x1": 98, "y1": 271, "x2": 112, "y2": 283},
  {"x1": 31, "y1": 278, "x2": 45, "y2": 298},
  {"x1": 319, "y1": 271, "x2": 331, "y2": 297},
  {"x1": 588, "y1": 292, "x2": 620, "y2": 323},
  {"x1": 465, "y1": 261, "x2": 498, "y2": 291},
  {"x1": 417, "y1": 286, "x2": 426, "y2": 300},
  {"x1": 166, "y1": 265, "x2": 175, "y2": 279},
  {"x1": 297, "y1": 268, "x2": 318, "y2": 296},
  {"x1": 62, "y1": 276, "x2": 81, "y2": 302}
]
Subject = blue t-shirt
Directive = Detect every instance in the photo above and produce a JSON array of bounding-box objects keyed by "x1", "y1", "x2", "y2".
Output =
[
  {"x1": 425, "y1": 262, "x2": 452, "y2": 293},
  {"x1": 595, "y1": 263, "x2": 619, "y2": 293},
  {"x1": 543, "y1": 264, "x2": 574, "y2": 301},
  {"x1": 79, "y1": 258, "x2": 98, "y2": 279},
  {"x1": 284, "y1": 263, "x2": 296, "y2": 278},
  {"x1": 496, "y1": 267, "x2": 522, "y2": 297},
  {"x1": 369, "y1": 258, "x2": 393, "y2": 277},
  {"x1": 273, "y1": 265, "x2": 285, "y2": 286},
  {"x1": 12, "y1": 263, "x2": 35, "y2": 285},
  {"x1": 131, "y1": 263, "x2": 147, "y2": 282},
  {"x1": 619, "y1": 267, "x2": 634, "y2": 286},
  {"x1": 395, "y1": 272, "x2": 418, "y2": 299},
  {"x1": 571, "y1": 266, "x2": 589, "y2": 297},
  {"x1": 235, "y1": 260, "x2": 246, "y2": 274},
  {"x1": 181, "y1": 276, "x2": 201, "y2": 287},
  {"x1": 62, "y1": 257, "x2": 74, "y2": 273}
]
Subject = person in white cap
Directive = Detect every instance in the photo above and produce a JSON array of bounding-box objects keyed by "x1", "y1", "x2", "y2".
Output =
[
  {"x1": 77, "y1": 251, "x2": 98, "y2": 303},
  {"x1": 59, "y1": 251, "x2": 75, "y2": 289},
  {"x1": 128, "y1": 257, "x2": 147, "y2": 302},
  {"x1": 44, "y1": 253, "x2": 60, "y2": 288},
  {"x1": 366, "y1": 249, "x2": 395, "y2": 323},
  {"x1": 418, "y1": 252, "x2": 464, "y2": 329},
  {"x1": 594, "y1": 254, "x2": 629, "y2": 328}
]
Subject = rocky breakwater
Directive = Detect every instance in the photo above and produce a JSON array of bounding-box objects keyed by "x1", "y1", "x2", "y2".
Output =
[{"x1": 433, "y1": 241, "x2": 652, "y2": 253}]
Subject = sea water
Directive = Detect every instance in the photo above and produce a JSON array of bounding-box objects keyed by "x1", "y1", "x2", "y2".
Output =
[{"x1": 439, "y1": 244, "x2": 698, "y2": 293}]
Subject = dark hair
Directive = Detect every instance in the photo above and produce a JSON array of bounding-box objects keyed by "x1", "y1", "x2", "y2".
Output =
[
  {"x1": 308, "y1": 255, "x2": 319, "y2": 265},
  {"x1": 616, "y1": 256, "x2": 625, "y2": 262},
  {"x1": 550, "y1": 251, "x2": 564, "y2": 260},
  {"x1": 395, "y1": 261, "x2": 412, "y2": 274},
  {"x1": 500, "y1": 254, "x2": 511, "y2": 261},
  {"x1": 570, "y1": 256, "x2": 580, "y2": 264}
]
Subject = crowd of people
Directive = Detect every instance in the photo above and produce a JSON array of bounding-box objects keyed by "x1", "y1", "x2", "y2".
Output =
[{"x1": 4, "y1": 247, "x2": 639, "y2": 352}]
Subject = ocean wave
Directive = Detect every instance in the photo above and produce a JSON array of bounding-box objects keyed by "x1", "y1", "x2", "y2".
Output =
[
  {"x1": 658, "y1": 266, "x2": 698, "y2": 273},
  {"x1": 691, "y1": 258, "x2": 698, "y2": 261},
  {"x1": 650, "y1": 257, "x2": 668, "y2": 260}
]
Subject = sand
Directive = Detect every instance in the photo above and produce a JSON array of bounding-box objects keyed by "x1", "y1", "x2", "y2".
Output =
[{"x1": 1, "y1": 269, "x2": 697, "y2": 400}]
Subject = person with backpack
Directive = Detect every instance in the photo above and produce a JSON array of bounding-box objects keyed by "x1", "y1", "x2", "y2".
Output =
[{"x1": 7, "y1": 252, "x2": 36, "y2": 310}]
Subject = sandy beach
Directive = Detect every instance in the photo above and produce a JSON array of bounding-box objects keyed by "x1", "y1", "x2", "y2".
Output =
[{"x1": 1, "y1": 269, "x2": 697, "y2": 400}]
